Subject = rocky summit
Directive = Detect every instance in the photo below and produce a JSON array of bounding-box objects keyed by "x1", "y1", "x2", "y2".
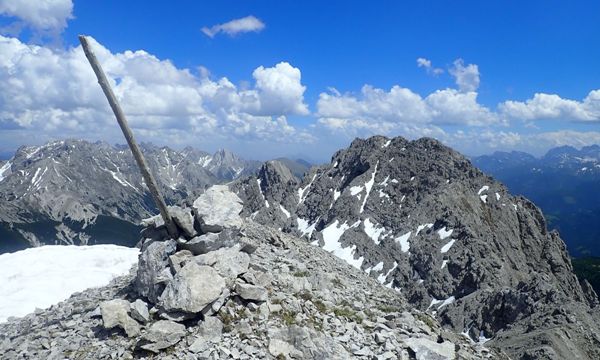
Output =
[
  {"x1": 0, "y1": 185, "x2": 504, "y2": 359},
  {"x1": 232, "y1": 135, "x2": 600, "y2": 359}
]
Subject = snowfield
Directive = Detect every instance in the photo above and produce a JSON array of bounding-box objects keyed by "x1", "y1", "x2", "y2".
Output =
[{"x1": 0, "y1": 245, "x2": 139, "y2": 323}]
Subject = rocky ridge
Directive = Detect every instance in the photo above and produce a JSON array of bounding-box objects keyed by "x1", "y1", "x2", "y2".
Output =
[
  {"x1": 232, "y1": 135, "x2": 600, "y2": 359},
  {"x1": 0, "y1": 185, "x2": 505, "y2": 359}
]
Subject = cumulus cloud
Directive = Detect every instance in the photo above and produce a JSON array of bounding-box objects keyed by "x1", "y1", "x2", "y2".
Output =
[
  {"x1": 449, "y1": 59, "x2": 480, "y2": 92},
  {"x1": 0, "y1": 0, "x2": 73, "y2": 37},
  {"x1": 202, "y1": 15, "x2": 265, "y2": 38},
  {"x1": 500, "y1": 90, "x2": 600, "y2": 121},
  {"x1": 0, "y1": 35, "x2": 311, "y2": 146},
  {"x1": 416, "y1": 57, "x2": 443, "y2": 75},
  {"x1": 316, "y1": 83, "x2": 498, "y2": 135}
]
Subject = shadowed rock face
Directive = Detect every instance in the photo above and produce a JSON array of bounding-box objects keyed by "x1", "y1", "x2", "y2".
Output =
[{"x1": 232, "y1": 135, "x2": 600, "y2": 359}]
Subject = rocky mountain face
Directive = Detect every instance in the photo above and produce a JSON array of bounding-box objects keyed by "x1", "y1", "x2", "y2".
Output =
[
  {"x1": 473, "y1": 145, "x2": 600, "y2": 257},
  {"x1": 0, "y1": 185, "x2": 505, "y2": 359},
  {"x1": 233, "y1": 136, "x2": 600, "y2": 359},
  {"x1": 0, "y1": 140, "x2": 263, "y2": 253}
]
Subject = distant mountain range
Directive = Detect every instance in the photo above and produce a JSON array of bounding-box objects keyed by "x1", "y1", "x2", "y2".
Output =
[
  {"x1": 0, "y1": 139, "x2": 309, "y2": 253},
  {"x1": 473, "y1": 145, "x2": 600, "y2": 257}
]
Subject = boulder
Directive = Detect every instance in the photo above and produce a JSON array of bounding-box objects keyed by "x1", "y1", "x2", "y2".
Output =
[
  {"x1": 135, "y1": 239, "x2": 177, "y2": 303},
  {"x1": 168, "y1": 206, "x2": 196, "y2": 239},
  {"x1": 179, "y1": 233, "x2": 222, "y2": 255},
  {"x1": 168, "y1": 250, "x2": 194, "y2": 273},
  {"x1": 159, "y1": 262, "x2": 226, "y2": 314},
  {"x1": 404, "y1": 338, "x2": 455, "y2": 360},
  {"x1": 235, "y1": 282, "x2": 268, "y2": 302},
  {"x1": 130, "y1": 299, "x2": 150, "y2": 323},
  {"x1": 139, "y1": 320, "x2": 186, "y2": 353},
  {"x1": 195, "y1": 245, "x2": 250, "y2": 280},
  {"x1": 193, "y1": 185, "x2": 243, "y2": 233},
  {"x1": 99, "y1": 300, "x2": 140, "y2": 337}
]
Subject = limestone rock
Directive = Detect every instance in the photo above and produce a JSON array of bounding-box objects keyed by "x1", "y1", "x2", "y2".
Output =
[
  {"x1": 130, "y1": 299, "x2": 150, "y2": 323},
  {"x1": 235, "y1": 282, "x2": 268, "y2": 302},
  {"x1": 193, "y1": 185, "x2": 243, "y2": 233},
  {"x1": 159, "y1": 262, "x2": 226, "y2": 314},
  {"x1": 135, "y1": 239, "x2": 176, "y2": 303},
  {"x1": 139, "y1": 320, "x2": 186, "y2": 353},
  {"x1": 168, "y1": 206, "x2": 196, "y2": 238},
  {"x1": 404, "y1": 338, "x2": 455, "y2": 360},
  {"x1": 179, "y1": 233, "x2": 222, "y2": 255},
  {"x1": 100, "y1": 300, "x2": 140, "y2": 337},
  {"x1": 168, "y1": 250, "x2": 193, "y2": 273},
  {"x1": 195, "y1": 245, "x2": 250, "y2": 280}
]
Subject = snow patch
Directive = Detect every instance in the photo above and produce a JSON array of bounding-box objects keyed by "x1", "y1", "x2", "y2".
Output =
[
  {"x1": 279, "y1": 204, "x2": 290, "y2": 218},
  {"x1": 379, "y1": 175, "x2": 390, "y2": 187},
  {"x1": 363, "y1": 218, "x2": 385, "y2": 245},
  {"x1": 333, "y1": 189, "x2": 341, "y2": 201},
  {"x1": 322, "y1": 220, "x2": 363, "y2": 269},
  {"x1": 416, "y1": 223, "x2": 434, "y2": 235},
  {"x1": 477, "y1": 185, "x2": 489, "y2": 195},
  {"x1": 441, "y1": 260, "x2": 449, "y2": 269},
  {"x1": 495, "y1": 192, "x2": 500, "y2": 201},
  {"x1": 0, "y1": 161, "x2": 11, "y2": 182},
  {"x1": 297, "y1": 217, "x2": 318, "y2": 238},
  {"x1": 298, "y1": 174, "x2": 317, "y2": 204},
  {"x1": 441, "y1": 239, "x2": 456, "y2": 253},
  {"x1": 350, "y1": 185, "x2": 363, "y2": 195},
  {"x1": 383, "y1": 140, "x2": 391, "y2": 148},
  {"x1": 480, "y1": 195, "x2": 488, "y2": 203},
  {"x1": 360, "y1": 162, "x2": 378, "y2": 213},
  {"x1": 0, "y1": 245, "x2": 139, "y2": 323},
  {"x1": 395, "y1": 231, "x2": 412, "y2": 253},
  {"x1": 437, "y1": 296, "x2": 455, "y2": 310},
  {"x1": 437, "y1": 227, "x2": 453, "y2": 240}
]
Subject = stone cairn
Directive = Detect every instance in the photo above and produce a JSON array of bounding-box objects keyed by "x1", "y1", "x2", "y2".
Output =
[{"x1": 98, "y1": 185, "x2": 268, "y2": 354}]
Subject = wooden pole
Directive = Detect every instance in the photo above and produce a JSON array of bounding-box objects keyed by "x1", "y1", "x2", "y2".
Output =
[{"x1": 79, "y1": 35, "x2": 178, "y2": 238}]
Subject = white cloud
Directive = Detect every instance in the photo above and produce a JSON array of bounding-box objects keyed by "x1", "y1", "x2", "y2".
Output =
[
  {"x1": 500, "y1": 90, "x2": 600, "y2": 121},
  {"x1": 417, "y1": 57, "x2": 443, "y2": 75},
  {"x1": 0, "y1": 35, "x2": 311, "y2": 146},
  {"x1": 0, "y1": 0, "x2": 73, "y2": 36},
  {"x1": 316, "y1": 84, "x2": 498, "y2": 134},
  {"x1": 449, "y1": 59, "x2": 480, "y2": 92},
  {"x1": 202, "y1": 15, "x2": 265, "y2": 38}
]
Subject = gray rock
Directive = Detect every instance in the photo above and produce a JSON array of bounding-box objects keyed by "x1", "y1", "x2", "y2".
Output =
[
  {"x1": 195, "y1": 245, "x2": 250, "y2": 280},
  {"x1": 160, "y1": 262, "x2": 226, "y2": 314},
  {"x1": 139, "y1": 320, "x2": 186, "y2": 353},
  {"x1": 99, "y1": 300, "x2": 140, "y2": 337},
  {"x1": 193, "y1": 185, "x2": 243, "y2": 233},
  {"x1": 130, "y1": 299, "x2": 150, "y2": 323},
  {"x1": 168, "y1": 206, "x2": 196, "y2": 238},
  {"x1": 198, "y1": 317, "x2": 223, "y2": 342},
  {"x1": 235, "y1": 283, "x2": 268, "y2": 302},
  {"x1": 168, "y1": 249, "x2": 194, "y2": 273},
  {"x1": 404, "y1": 338, "x2": 455, "y2": 360},
  {"x1": 135, "y1": 239, "x2": 176, "y2": 303},
  {"x1": 180, "y1": 233, "x2": 222, "y2": 255}
]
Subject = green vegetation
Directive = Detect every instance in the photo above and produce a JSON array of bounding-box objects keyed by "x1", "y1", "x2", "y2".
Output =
[
  {"x1": 572, "y1": 257, "x2": 600, "y2": 294},
  {"x1": 293, "y1": 271, "x2": 309, "y2": 277}
]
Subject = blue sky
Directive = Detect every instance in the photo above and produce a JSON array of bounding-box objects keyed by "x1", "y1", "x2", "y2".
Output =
[{"x1": 1, "y1": 1, "x2": 600, "y2": 161}]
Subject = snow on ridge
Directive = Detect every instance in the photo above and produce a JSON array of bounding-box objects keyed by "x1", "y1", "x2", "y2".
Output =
[
  {"x1": 379, "y1": 175, "x2": 390, "y2": 187},
  {"x1": 321, "y1": 220, "x2": 363, "y2": 269},
  {"x1": 495, "y1": 192, "x2": 501, "y2": 201},
  {"x1": 360, "y1": 161, "x2": 379, "y2": 213},
  {"x1": 382, "y1": 140, "x2": 392, "y2": 148},
  {"x1": 480, "y1": 195, "x2": 488, "y2": 203},
  {"x1": 395, "y1": 231, "x2": 412, "y2": 252},
  {"x1": 333, "y1": 189, "x2": 341, "y2": 201},
  {"x1": 0, "y1": 245, "x2": 139, "y2": 323}
]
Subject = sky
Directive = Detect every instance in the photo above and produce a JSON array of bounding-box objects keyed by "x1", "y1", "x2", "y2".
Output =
[{"x1": 0, "y1": 0, "x2": 599, "y2": 162}]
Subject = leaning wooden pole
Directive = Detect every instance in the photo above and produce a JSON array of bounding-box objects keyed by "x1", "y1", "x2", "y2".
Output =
[{"x1": 79, "y1": 35, "x2": 178, "y2": 238}]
